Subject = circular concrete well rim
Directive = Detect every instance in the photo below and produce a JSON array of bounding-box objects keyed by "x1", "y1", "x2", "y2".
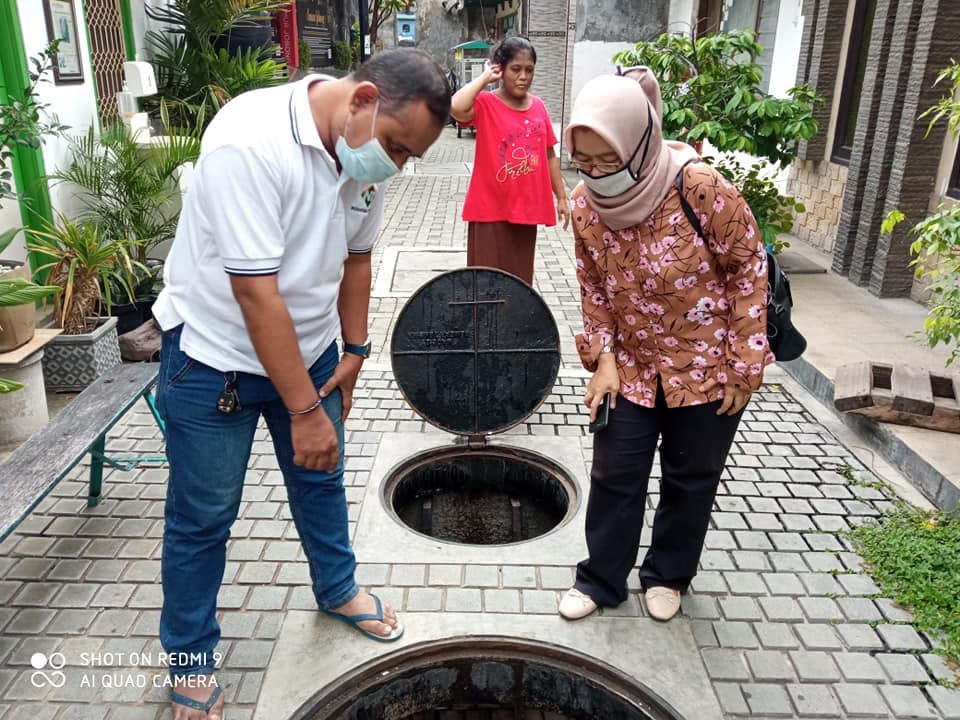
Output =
[
  {"x1": 381, "y1": 443, "x2": 580, "y2": 547},
  {"x1": 290, "y1": 636, "x2": 684, "y2": 720}
]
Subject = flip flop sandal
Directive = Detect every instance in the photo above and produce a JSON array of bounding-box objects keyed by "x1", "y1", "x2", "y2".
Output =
[
  {"x1": 320, "y1": 593, "x2": 405, "y2": 642},
  {"x1": 171, "y1": 683, "x2": 223, "y2": 715}
]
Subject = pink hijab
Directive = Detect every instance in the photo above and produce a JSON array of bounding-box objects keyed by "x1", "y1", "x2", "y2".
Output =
[{"x1": 565, "y1": 68, "x2": 699, "y2": 230}]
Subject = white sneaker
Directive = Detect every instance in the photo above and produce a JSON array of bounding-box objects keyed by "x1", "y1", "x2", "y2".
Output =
[
  {"x1": 644, "y1": 586, "x2": 681, "y2": 621},
  {"x1": 559, "y1": 587, "x2": 598, "y2": 620}
]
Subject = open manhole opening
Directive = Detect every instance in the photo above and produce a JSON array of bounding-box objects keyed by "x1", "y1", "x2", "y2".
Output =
[
  {"x1": 386, "y1": 449, "x2": 575, "y2": 545},
  {"x1": 294, "y1": 638, "x2": 684, "y2": 720}
]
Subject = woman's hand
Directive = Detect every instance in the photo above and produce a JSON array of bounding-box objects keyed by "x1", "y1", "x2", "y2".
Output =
[
  {"x1": 556, "y1": 195, "x2": 570, "y2": 230},
  {"x1": 584, "y1": 355, "x2": 619, "y2": 421},
  {"x1": 699, "y1": 378, "x2": 751, "y2": 416},
  {"x1": 483, "y1": 61, "x2": 503, "y2": 84}
]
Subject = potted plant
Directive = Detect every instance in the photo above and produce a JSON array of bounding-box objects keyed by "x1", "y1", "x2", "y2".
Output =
[
  {"x1": 26, "y1": 215, "x2": 141, "y2": 391},
  {"x1": 50, "y1": 117, "x2": 200, "y2": 332},
  {"x1": 144, "y1": 0, "x2": 288, "y2": 131},
  {"x1": 613, "y1": 30, "x2": 821, "y2": 253}
]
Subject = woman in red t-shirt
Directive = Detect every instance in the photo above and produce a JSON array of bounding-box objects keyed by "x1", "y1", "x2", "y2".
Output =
[{"x1": 450, "y1": 36, "x2": 569, "y2": 285}]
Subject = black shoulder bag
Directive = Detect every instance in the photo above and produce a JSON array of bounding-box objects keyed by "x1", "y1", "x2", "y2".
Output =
[{"x1": 675, "y1": 165, "x2": 807, "y2": 362}]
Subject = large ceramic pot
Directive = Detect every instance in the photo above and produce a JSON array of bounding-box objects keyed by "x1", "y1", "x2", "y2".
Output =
[
  {"x1": 0, "y1": 263, "x2": 37, "y2": 353},
  {"x1": 42, "y1": 316, "x2": 121, "y2": 392}
]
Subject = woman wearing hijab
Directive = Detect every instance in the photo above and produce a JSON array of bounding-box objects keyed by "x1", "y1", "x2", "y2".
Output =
[{"x1": 558, "y1": 69, "x2": 773, "y2": 623}]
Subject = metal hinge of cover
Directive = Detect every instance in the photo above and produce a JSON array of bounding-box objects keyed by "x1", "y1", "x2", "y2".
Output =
[{"x1": 466, "y1": 434, "x2": 487, "y2": 450}]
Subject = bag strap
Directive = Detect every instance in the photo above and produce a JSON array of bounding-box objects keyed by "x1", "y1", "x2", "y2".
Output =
[{"x1": 675, "y1": 160, "x2": 704, "y2": 238}]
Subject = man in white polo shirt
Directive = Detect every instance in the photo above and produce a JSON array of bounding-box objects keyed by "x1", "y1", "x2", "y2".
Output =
[{"x1": 152, "y1": 48, "x2": 450, "y2": 719}]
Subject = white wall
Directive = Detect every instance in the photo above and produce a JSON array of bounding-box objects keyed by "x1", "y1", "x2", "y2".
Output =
[
  {"x1": 668, "y1": 0, "x2": 697, "y2": 36},
  {"x1": 767, "y1": 0, "x2": 803, "y2": 99},
  {"x1": 570, "y1": 40, "x2": 636, "y2": 110},
  {"x1": 3, "y1": 0, "x2": 100, "y2": 260}
]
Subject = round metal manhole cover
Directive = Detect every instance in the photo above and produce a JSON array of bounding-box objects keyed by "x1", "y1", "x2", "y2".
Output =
[
  {"x1": 384, "y1": 446, "x2": 576, "y2": 546},
  {"x1": 391, "y1": 268, "x2": 561, "y2": 436},
  {"x1": 292, "y1": 637, "x2": 684, "y2": 720}
]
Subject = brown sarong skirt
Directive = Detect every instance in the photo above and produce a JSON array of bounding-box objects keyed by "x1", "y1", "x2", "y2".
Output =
[{"x1": 466, "y1": 221, "x2": 537, "y2": 285}]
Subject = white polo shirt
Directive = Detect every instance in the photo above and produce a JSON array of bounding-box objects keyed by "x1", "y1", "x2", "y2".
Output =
[{"x1": 153, "y1": 74, "x2": 386, "y2": 375}]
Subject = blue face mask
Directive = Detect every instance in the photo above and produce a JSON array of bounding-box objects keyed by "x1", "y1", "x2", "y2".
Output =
[{"x1": 335, "y1": 100, "x2": 399, "y2": 184}]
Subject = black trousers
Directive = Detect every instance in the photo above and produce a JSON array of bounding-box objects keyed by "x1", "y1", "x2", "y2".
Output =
[{"x1": 575, "y1": 383, "x2": 744, "y2": 607}]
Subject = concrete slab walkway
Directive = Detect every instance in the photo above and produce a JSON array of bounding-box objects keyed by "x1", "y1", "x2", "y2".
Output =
[{"x1": 0, "y1": 127, "x2": 958, "y2": 719}]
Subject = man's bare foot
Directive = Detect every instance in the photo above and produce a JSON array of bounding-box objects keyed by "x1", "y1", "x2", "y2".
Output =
[
  {"x1": 171, "y1": 673, "x2": 223, "y2": 720},
  {"x1": 331, "y1": 590, "x2": 400, "y2": 638}
]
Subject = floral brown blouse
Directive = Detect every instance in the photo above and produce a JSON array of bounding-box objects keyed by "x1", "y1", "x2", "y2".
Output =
[{"x1": 572, "y1": 162, "x2": 773, "y2": 409}]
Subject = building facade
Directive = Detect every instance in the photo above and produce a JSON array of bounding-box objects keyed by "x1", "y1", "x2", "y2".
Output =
[{"x1": 788, "y1": 0, "x2": 959, "y2": 299}]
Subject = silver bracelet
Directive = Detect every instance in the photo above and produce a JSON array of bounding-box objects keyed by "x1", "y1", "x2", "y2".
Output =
[{"x1": 287, "y1": 394, "x2": 323, "y2": 416}]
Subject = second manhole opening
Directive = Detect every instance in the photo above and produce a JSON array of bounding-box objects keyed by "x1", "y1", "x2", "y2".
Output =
[{"x1": 386, "y1": 448, "x2": 574, "y2": 545}]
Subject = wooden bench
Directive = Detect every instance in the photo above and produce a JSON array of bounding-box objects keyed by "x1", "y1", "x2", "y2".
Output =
[
  {"x1": 0, "y1": 362, "x2": 165, "y2": 541},
  {"x1": 834, "y1": 361, "x2": 960, "y2": 434}
]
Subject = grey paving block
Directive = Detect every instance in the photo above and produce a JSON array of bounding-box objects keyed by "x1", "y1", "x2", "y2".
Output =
[
  {"x1": 790, "y1": 650, "x2": 841, "y2": 681},
  {"x1": 406, "y1": 587, "x2": 442, "y2": 611},
  {"x1": 754, "y1": 622, "x2": 799, "y2": 649},
  {"x1": 798, "y1": 597, "x2": 844, "y2": 622},
  {"x1": 689, "y1": 571, "x2": 727, "y2": 595},
  {"x1": 719, "y1": 596, "x2": 763, "y2": 621},
  {"x1": 463, "y1": 565, "x2": 500, "y2": 588},
  {"x1": 389, "y1": 564, "x2": 426, "y2": 586},
  {"x1": 787, "y1": 683, "x2": 842, "y2": 718},
  {"x1": 246, "y1": 586, "x2": 287, "y2": 611},
  {"x1": 731, "y1": 550, "x2": 770, "y2": 571},
  {"x1": 722, "y1": 571, "x2": 767, "y2": 596},
  {"x1": 355, "y1": 563, "x2": 390, "y2": 586},
  {"x1": 876, "y1": 623, "x2": 928, "y2": 652},
  {"x1": 834, "y1": 683, "x2": 892, "y2": 717},
  {"x1": 501, "y1": 566, "x2": 537, "y2": 588},
  {"x1": 444, "y1": 588, "x2": 482, "y2": 613},
  {"x1": 762, "y1": 572, "x2": 804, "y2": 596},
  {"x1": 879, "y1": 685, "x2": 937, "y2": 718},
  {"x1": 426, "y1": 564, "x2": 462, "y2": 586},
  {"x1": 802, "y1": 552, "x2": 845, "y2": 573},
  {"x1": 781, "y1": 514, "x2": 817, "y2": 531},
  {"x1": 836, "y1": 597, "x2": 884, "y2": 623},
  {"x1": 537, "y1": 566, "x2": 574, "y2": 589},
  {"x1": 874, "y1": 597, "x2": 913, "y2": 622},
  {"x1": 734, "y1": 531, "x2": 773, "y2": 551},
  {"x1": 701, "y1": 648, "x2": 750, "y2": 680},
  {"x1": 746, "y1": 513, "x2": 783, "y2": 531},
  {"x1": 758, "y1": 596, "x2": 805, "y2": 622},
  {"x1": 699, "y1": 548, "x2": 736, "y2": 569},
  {"x1": 795, "y1": 623, "x2": 843, "y2": 651},
  {"x1": 520, "y1": 590, "x2": 558, "y2": 615},
  {"x1": 714, "y1": 621, "x2": 759, "y2": 649},
  {"x1": 741, "y1": 682, "x2": 793, "y2": 716},
  {"x1": 690, "y1": 619, "x2": 718, "y2": 648},
  {"x1": 804, "y1": 533, "x2": 843, "y2": 551},
  {"x1": 875, "y1": 652, "x2": 930, "y2": 684},
  {"x1": 922, "y1": 653, "x2": 958, "y2": 683},
  {"x1": 227, "y1": 639, "x2": 274, "y2": 669},
  {"x1": 769, "y1": 552, "x2": 809, "y2": 573},
  {"x1": 712, "y1": 512, "x2": 748, "y2": 530},
  {"x1": 482, "y1": 589, "x2": 520, "y2": 613},
  {"x1": 746, "y1": 650, "x2": 794, "y2": 680},
  {"x1": 798, "y1": 572, "x2": 843, "y2": 596},
  {"x1": 769, "y1": 532, "x2": 810, "y2": 552},
  {"x1": 835, "y1": 652, "x2": 887, "y2": 682},
  {"x1": 836, "y1": 573, "x2": 881, "y2": 596},
  {"x1": 681, "y1": 594, "x2": 720, "y2": 620},
  {"x1": 928, "y1": 685, "x2": 960, "y2": 719},
  {"x1": 713, "y1": 681, "x2": 750, "y2": 715}
]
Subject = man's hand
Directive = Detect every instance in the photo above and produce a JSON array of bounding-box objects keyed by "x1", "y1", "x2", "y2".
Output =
[
  {"x1": 318, "y1": 353, "x2": 364, "y2": 422},
  {"x1": 584, "y1": 354, "x2": 619, "y2": 422},
  {"x1": 699, "y1": 378, "x2": 751, "y2": 415},
  {"x1": 290, "y1": 409, "x2": 340, "y2": 471}
]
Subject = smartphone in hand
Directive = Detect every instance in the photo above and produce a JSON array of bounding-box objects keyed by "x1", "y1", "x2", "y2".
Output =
[{"x1": 588, "y1": 393, "x2": 611, "y2": 433}]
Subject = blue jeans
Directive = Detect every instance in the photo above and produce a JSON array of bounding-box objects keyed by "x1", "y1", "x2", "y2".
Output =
[{"x1": 157, "y1": 326, "x2": 358, "y2": 677}]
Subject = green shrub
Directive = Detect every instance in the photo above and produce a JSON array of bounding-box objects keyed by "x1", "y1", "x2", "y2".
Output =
[{"x1": 333, "y1": 40, "x2": 352, "y2": 71}]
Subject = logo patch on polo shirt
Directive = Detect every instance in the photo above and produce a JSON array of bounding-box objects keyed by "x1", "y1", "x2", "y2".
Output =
[{"x1": 351, "y1": 185, "x2": 376, "y2": 214}]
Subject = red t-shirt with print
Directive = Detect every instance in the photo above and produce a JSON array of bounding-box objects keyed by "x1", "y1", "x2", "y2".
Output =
[{"x1": 462, "y1": 91, "x2": 558, "y2": 226}]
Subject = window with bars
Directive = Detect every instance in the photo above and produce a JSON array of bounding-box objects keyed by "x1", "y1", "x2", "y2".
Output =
[{"x1": 84, "y1": 0, "x2": 127, "y2": 125}]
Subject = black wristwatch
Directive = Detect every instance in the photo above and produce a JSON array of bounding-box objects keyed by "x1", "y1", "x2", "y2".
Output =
[{"x1": 342, "y1": 340, "x2": 371, "y2": 359}]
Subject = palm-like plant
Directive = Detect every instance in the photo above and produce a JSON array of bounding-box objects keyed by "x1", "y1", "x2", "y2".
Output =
[
  {"x1": 27, "y1": 216, "x2": 142, "y2": 335},
  {"x1": 145, "y1": 0, "x2": 288, "y2": 130},
  {"x1": 51, "y1": 118, "x2": 201, "y2": 268}
]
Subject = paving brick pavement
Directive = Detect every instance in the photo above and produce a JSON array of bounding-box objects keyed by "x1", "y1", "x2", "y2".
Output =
[{"x1": 0, "y1": 128, "x2": 957, "y2": 719}]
